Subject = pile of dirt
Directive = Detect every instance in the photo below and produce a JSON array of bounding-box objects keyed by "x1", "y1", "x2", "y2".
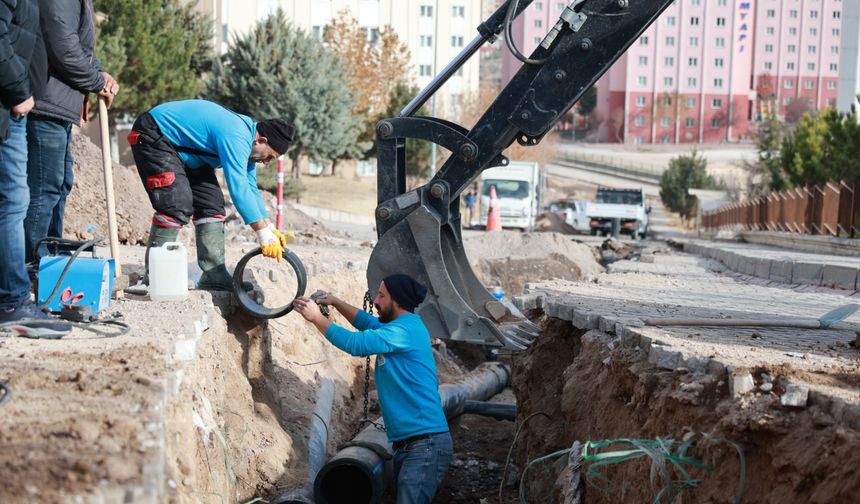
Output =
[
  {"x1": 66, "y1": 133, "x2": 152, "y2": 244},
  {"x1": 511, "y1": 322, "x2": 860, "y2": 503},
  {"x1": 463, "y1": 231, "x2": 603, "y2": 296},
  {"x1": 534, "y1": 211, "x2": 579, "y2": 234}
]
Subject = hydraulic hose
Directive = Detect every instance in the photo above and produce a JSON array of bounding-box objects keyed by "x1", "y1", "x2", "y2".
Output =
[{"x1": 232, "y1": 247, "x2": 307, "y2": 319}]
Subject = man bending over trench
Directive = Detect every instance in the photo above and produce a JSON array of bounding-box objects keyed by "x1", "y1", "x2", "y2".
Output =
[{"x1": 293, "y1": 274, "x2": 452, "y2": 504}]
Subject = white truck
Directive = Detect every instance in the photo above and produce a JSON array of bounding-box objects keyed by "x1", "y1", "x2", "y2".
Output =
[
  {"x1": 587, "y1": 186, "x2": 651, "y2": 239},
  {"x1": 479, "y1": 161, "x2": 544, "y2": 230}
]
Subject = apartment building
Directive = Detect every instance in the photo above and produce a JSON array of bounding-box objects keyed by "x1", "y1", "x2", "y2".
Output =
[
  {"x1": 186, "y1": 0, "x2": 482, "y2": 115},
  {"x1": 501, "y1": 0, "x2": 844, "y2": 144}
]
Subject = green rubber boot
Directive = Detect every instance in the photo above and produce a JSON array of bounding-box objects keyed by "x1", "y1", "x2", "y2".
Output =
[
  {"x1": 126, "y1": 223, "x2": 180, "y2": 295},
  {"x1": 195, "y1": 222, "x2": 252, "y2": 292}
]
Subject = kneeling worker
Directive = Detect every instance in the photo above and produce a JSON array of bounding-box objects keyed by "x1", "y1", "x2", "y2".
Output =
[
  {"x1": 293, "y1": 274, "x2": 452, "y2": 504},
  {"x1": 128, "y1": 99, "x2": 295, "y2": 291}
]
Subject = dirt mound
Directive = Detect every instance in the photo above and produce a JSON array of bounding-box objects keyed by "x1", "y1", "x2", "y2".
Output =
[
  {"x1": 512, "y1": 323, "x2": 860, "y2": 503},
  {"x1": 66, "y1": 133, "x2": 152, "y2": 244},
  {"x1": 535, "y1": 212, "x2": 579, "y2": 234},
  {"x1": 463, "y1": 231, "x2": 603, "y2": 296}
]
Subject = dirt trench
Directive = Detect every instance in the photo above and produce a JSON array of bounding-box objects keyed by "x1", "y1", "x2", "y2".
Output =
[{"x1": 510, "y1": 317, "x2": 860, "y2": 504}]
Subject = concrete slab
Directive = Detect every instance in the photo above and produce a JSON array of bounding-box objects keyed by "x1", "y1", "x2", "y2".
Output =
[
  {"x1": 821, "y1": 264, "x2": 859, "y2": 291},
  {"x1": 792, "y1": 262, "x2": 824, "y2": 286},
  {"x1": 769, "y1": 260, "x2": 794, "y2": 284},
  {"x1": 754, "y1": 258, "x2": 773, "y2": 279}
]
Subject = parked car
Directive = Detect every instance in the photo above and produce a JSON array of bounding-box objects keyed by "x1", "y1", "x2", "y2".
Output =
[{"x1": 546, "y1": 199, "x2": 590, "y2": 232}]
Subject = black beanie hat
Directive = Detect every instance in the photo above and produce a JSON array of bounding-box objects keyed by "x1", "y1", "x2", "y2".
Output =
[
  {"x1": 257, "y1": 119, "x2": 296, "y2": 155},
  {"x1": 383, "y1": 274, "x2": 428, "y2": 313}
]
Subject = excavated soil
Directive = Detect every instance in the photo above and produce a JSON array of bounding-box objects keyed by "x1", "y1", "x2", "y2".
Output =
[{"x1": 511, "y1": 319, "x2": 860, "y2": 504}]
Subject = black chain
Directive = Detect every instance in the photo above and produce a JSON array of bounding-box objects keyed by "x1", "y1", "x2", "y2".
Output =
[{"x1": 352, "y1": 291, "x2": 385, "y2": 438}]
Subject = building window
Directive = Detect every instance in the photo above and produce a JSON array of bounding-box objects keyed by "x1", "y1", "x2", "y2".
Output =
[
  {"x1": 533, "y1": 36, "x2": 541, "y2": 44},
  {"x1": 766, "y1": 27, "x2": 774, "y2": 35},
  {"x1": 419, "y1": 64, "x2": 432, "y2": 76},
  {"x1": 635, "y1": 116, "x2": 645, "y2": 126},
  {"x1": 767, "y1": 9, "x2": 775, "y2": 18},
  {"x1": 804, "y1": 80, "x2": 814, "y2": 89},
  {"x1": 765, "y1": 44, "x2": 774, "y2": 53},
  {"x1": 692, "y1": 0, "x2": 701, "y2": 5},
  {"x1": 712, "y1": 98, "x2": 722, "y2": 108},
  {"x1": 664, "y1": 77, "x2": 674, "y2": 86},
  {"x1": 764, "y1": 62, "x2": 773, "y2": 70},
  {"x1": 688, "y1": 77, "x2": 697, "y2": 87},
  {"x1": 666, "y1": 36, "x2": 675, "y2": 46},
  {"x1": 661, "y1": 117, "x2": 672, "y2": 127},
  {"x1": 634, "y1": 136, "x2": 645, "y2": 145},
  {"x1": 636, "y1": 96, "x2": 646, "y2": 106},
  {"x1": 787, "y1": 62, "x2": 795, "y2": 71},
  {"x1": 665, "y1": 57, "x2": 674, "y2": 67},
  {"x1": 714, "y1": 58, "x2": 724, "y2": 68},
  {"x1": 420, "y1": 5, "x2": 433, "y2": 17},
  {"x1": 535, "y1": 1, "x2": 543, "y2": 10},
  {"x1": 808, "y1": 45, "x2": 816, "y2": 54},
  {"x1": 808, "y1": 63, "x2": 816, "y2": 71},
  {"x1": 784, "y1": 97, "x2": 791, "y2": 105},
  {"x1": 689, "y1": 57, "x2": 698, "y2": 66},
  {"x1": 716, "y1": 17, "x2": 726, "y2": 27},
  {"x1": 640, "y1": 35, "x2": 649, "y2": 45},
  {"x1": 830, "y1": 63, "x2": 838, "y2": 72},
  {"x1": 667, "y1": 16, "x2": 676, "y2": 26},
  {"x1": 828, "y1": 80, "x2": 837, "y2": 90},
  {"x1": 420, "y1": 35, "x2": 433, "y2": 47},
  {"x1": 785, "y1": 79, "x2": 794, "y2": 89},
  {"x1": 312, "y1": 25, "x2": 323, "y2": 40},
  {"x1": 452, "y1": 5, "x2": 465, "y2": 17},
  {"x1": 832, "y1": 46, "x2": 840, "y2": 55},
  {"x1": 638, "y1": 76, "x2": 647, "y2": 86},
  {"x1": 714, "y1": 78, "x2": 723, "y2": 88},
  {"x1": 789, "y1": 27, "x2": 797, "y2": 36},
  {"x1": 810, "y1": 10, "x2": 818, "y2": 19},
  {"x1": 639, "y1": 56, "x2": 648, "y2": 66},
  {"x1": 534, "y1": 19, "x2": 542, "y2": 28},
  {"x1": 833, "y1": 28, "x2": 841, "y2": 37},
  {"x1": 366, "y1": 27, "x2": 379, "y2": 43},
  {"x1": 809, "y1": 28, "x2": 818, "y2": 36},
  {"x1": 690, "y1": 16, "x2": 699, "y2": 26},
  {"x1": 834, "y1": 11, "x2": 841, "y2": 19},
  {"x1": 717, "y1": 0, "x2": 726, "y2": 5},
  {"x1": 690, "y1": 36, "x2": 699, "y2": 46},
  {"x1": 788, "y1": 45, "x2": 796, "y2": 53},
  {"x1": 686, "y1": 97, "x2": 696, "y2": 108},
  {"x1": 711, "y1": 118, "x2": 720, "y2": 129},
  {"x1": 789, "y1": 10, "x2": 798, "y2": 19},
  {"x1": 451, "y1": 36, "x2": 464, "y2": 47},
  {"x1": 685, "y1": 117, "x2": 695, "y2": 128},
  {"x1": 716, "y1": 37, "x2": 725, "y2": 48}
]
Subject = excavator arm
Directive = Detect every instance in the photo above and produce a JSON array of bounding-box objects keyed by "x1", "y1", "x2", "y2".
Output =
[{"x1": 367, "y1": 0, "x2": 673, "y2": 350}]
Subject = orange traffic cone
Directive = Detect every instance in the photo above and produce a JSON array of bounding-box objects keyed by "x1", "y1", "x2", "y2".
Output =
[{"x1": 486, "y1": 185, "x2": 501, "y2": 232}]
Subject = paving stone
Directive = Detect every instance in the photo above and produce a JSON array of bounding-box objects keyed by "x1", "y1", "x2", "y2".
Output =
[
  {"x1": 792, "y1": 262, "x2": 824, "y2": 286},
  {"x1": 768, "y1": 260, "x2": 794, "y2": 284},
  {"x1": 648, "y1": 345, "x2": 681, "y2": 370},
  {"x1": 729, "y1": 370, "x2": 755, "y2": 398},
  {"x1": 821, "y1": 264, "x2": 859, "y2": 291},
  {"x1": 780, "y1": 383, "x2": 809, "y2": 407}
]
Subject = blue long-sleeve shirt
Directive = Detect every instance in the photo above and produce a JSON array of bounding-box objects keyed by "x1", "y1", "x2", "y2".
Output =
[
  {"x1": 325, "y1": 310, "x2": 449, "y2": 442},
  {"x1": 149, "y1": 100, "x2": 268, "y2": 224}
]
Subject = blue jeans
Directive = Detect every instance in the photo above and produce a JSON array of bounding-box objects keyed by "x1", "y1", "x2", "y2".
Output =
[
  {"x1": 393, "y1": 431, "x2": 453, "y2": 504},
  {"x1": 24, "y1": 117, "x2": 74, "y2": 263},
  {"x1": 0, "y1": 116, "x2": 32, "y2": 309}
]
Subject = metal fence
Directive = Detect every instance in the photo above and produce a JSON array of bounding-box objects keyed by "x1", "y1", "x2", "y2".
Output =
[{"x1": 702, "y1": 182, "x2": 860, "y2": 238}]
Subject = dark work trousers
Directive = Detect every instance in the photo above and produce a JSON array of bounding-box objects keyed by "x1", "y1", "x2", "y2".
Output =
[{"x1": 128, "y1": 112, "x2": 225, "y2": 229}]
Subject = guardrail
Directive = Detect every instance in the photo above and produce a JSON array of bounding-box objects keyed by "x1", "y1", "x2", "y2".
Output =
[
  {"x1": 557, "y1": 151, "x2": 664, "y2": 180},
  {"x1": 702, "y1": 182, "x2": 860, "y2": 238}
]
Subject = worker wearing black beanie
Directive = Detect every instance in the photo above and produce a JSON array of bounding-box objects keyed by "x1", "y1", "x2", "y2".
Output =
[{"x1": 293, "y1": 273, "x2": 452, "y2": 503}]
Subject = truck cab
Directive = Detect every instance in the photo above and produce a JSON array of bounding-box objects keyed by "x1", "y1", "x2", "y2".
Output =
[
  {"x1": 479, "y1": 161, "x2": 544, "y2": 231},
  {"x1": 587, "y1": 187, "x2": 650, "y2": 238}
]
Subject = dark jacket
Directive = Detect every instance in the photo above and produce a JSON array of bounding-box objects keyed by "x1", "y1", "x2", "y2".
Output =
[
  {"x1": 31, "y1": 0, "x2": 103, "y2": 125},
  {"x1": 0, "y1": 0, "x2": 46, "y2": 142}
]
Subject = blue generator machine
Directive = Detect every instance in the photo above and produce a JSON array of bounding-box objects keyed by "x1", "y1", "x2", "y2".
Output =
[{"x1": 36, "y1": 239, "x2": 115, "y2": 314}]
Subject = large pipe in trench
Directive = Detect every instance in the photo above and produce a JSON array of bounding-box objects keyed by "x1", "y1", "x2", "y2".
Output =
[
  {"x1": 272, "y1": 378, "x2": 335, "y2": 504},
  {"x1": 312, "y1": 362, "x2": 511, "y2": 504}
]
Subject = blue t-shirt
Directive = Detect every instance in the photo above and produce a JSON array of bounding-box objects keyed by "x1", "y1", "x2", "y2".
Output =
[
  {"x1": 149, "y1": 99, "x2": 268, "y2": 224},
  {"x1": 325, "y1": 310, "x2": 449, "y2": 442}
]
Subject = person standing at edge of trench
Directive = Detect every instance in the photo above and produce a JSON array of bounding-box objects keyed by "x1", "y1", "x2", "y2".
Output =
[
  {"x1": 293, "y1": 273, "x2": 453, "y2": 504},
  {"x1": 125, "y1": 99, "x2": 296, "y2": 293}
]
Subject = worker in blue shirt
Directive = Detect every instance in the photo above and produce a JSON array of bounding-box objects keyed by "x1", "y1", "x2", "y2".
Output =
[
  {"x1": 293, "y1": 274, "x2": 453, "y2": 504},
  {"x1": 126, "y1": 99, "x2": 295, "y2": 292}
]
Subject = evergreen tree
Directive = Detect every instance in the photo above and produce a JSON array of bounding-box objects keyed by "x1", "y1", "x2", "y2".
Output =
[
  {"x1": 206, "y1": 9, "x2": 360, "y2": 179},
  {"x1": 660, "y1": 150, "x2": 721, "y2": 222},
  {"x1": 95, "y1": 0, "x2": 213, "y2": 119}
]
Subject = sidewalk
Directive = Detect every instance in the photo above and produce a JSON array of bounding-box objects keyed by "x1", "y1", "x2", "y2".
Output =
[{"x1": 674, "y1": 238, "x2": 860, "y2": 291}]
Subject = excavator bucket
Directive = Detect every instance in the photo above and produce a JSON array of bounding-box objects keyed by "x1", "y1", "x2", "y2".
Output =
[
  {"x1": 367, "y1": 200, "x2": 540, "y2": 350},
  {"x1": 367, "y1": 0, "x2": 674, "y2": 350}
]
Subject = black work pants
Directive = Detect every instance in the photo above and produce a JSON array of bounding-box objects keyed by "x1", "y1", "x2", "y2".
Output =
[{"x1": 128, "y1": 112, "x2": 225, "y2": 228}]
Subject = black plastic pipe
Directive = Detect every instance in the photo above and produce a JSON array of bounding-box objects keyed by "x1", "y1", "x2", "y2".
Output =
[
  {"x1": 463, "y1": 400, "x2": 516, "y2": 421},
  {"x1": 271, "y1": 378, "x2": 335, "y2": 504},
  {"x1": 313, "y1": 362, "x2": 511, "y2": 504}
]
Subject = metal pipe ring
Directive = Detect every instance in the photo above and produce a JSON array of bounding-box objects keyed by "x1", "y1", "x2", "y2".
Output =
[{"x1": 232, "y1": 247, "x2": 308, "y2": 319}]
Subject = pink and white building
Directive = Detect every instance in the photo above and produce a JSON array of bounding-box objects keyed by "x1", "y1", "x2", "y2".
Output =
[{"x1": 502, "y1": 0, "x2": 844, "y2": 144}]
